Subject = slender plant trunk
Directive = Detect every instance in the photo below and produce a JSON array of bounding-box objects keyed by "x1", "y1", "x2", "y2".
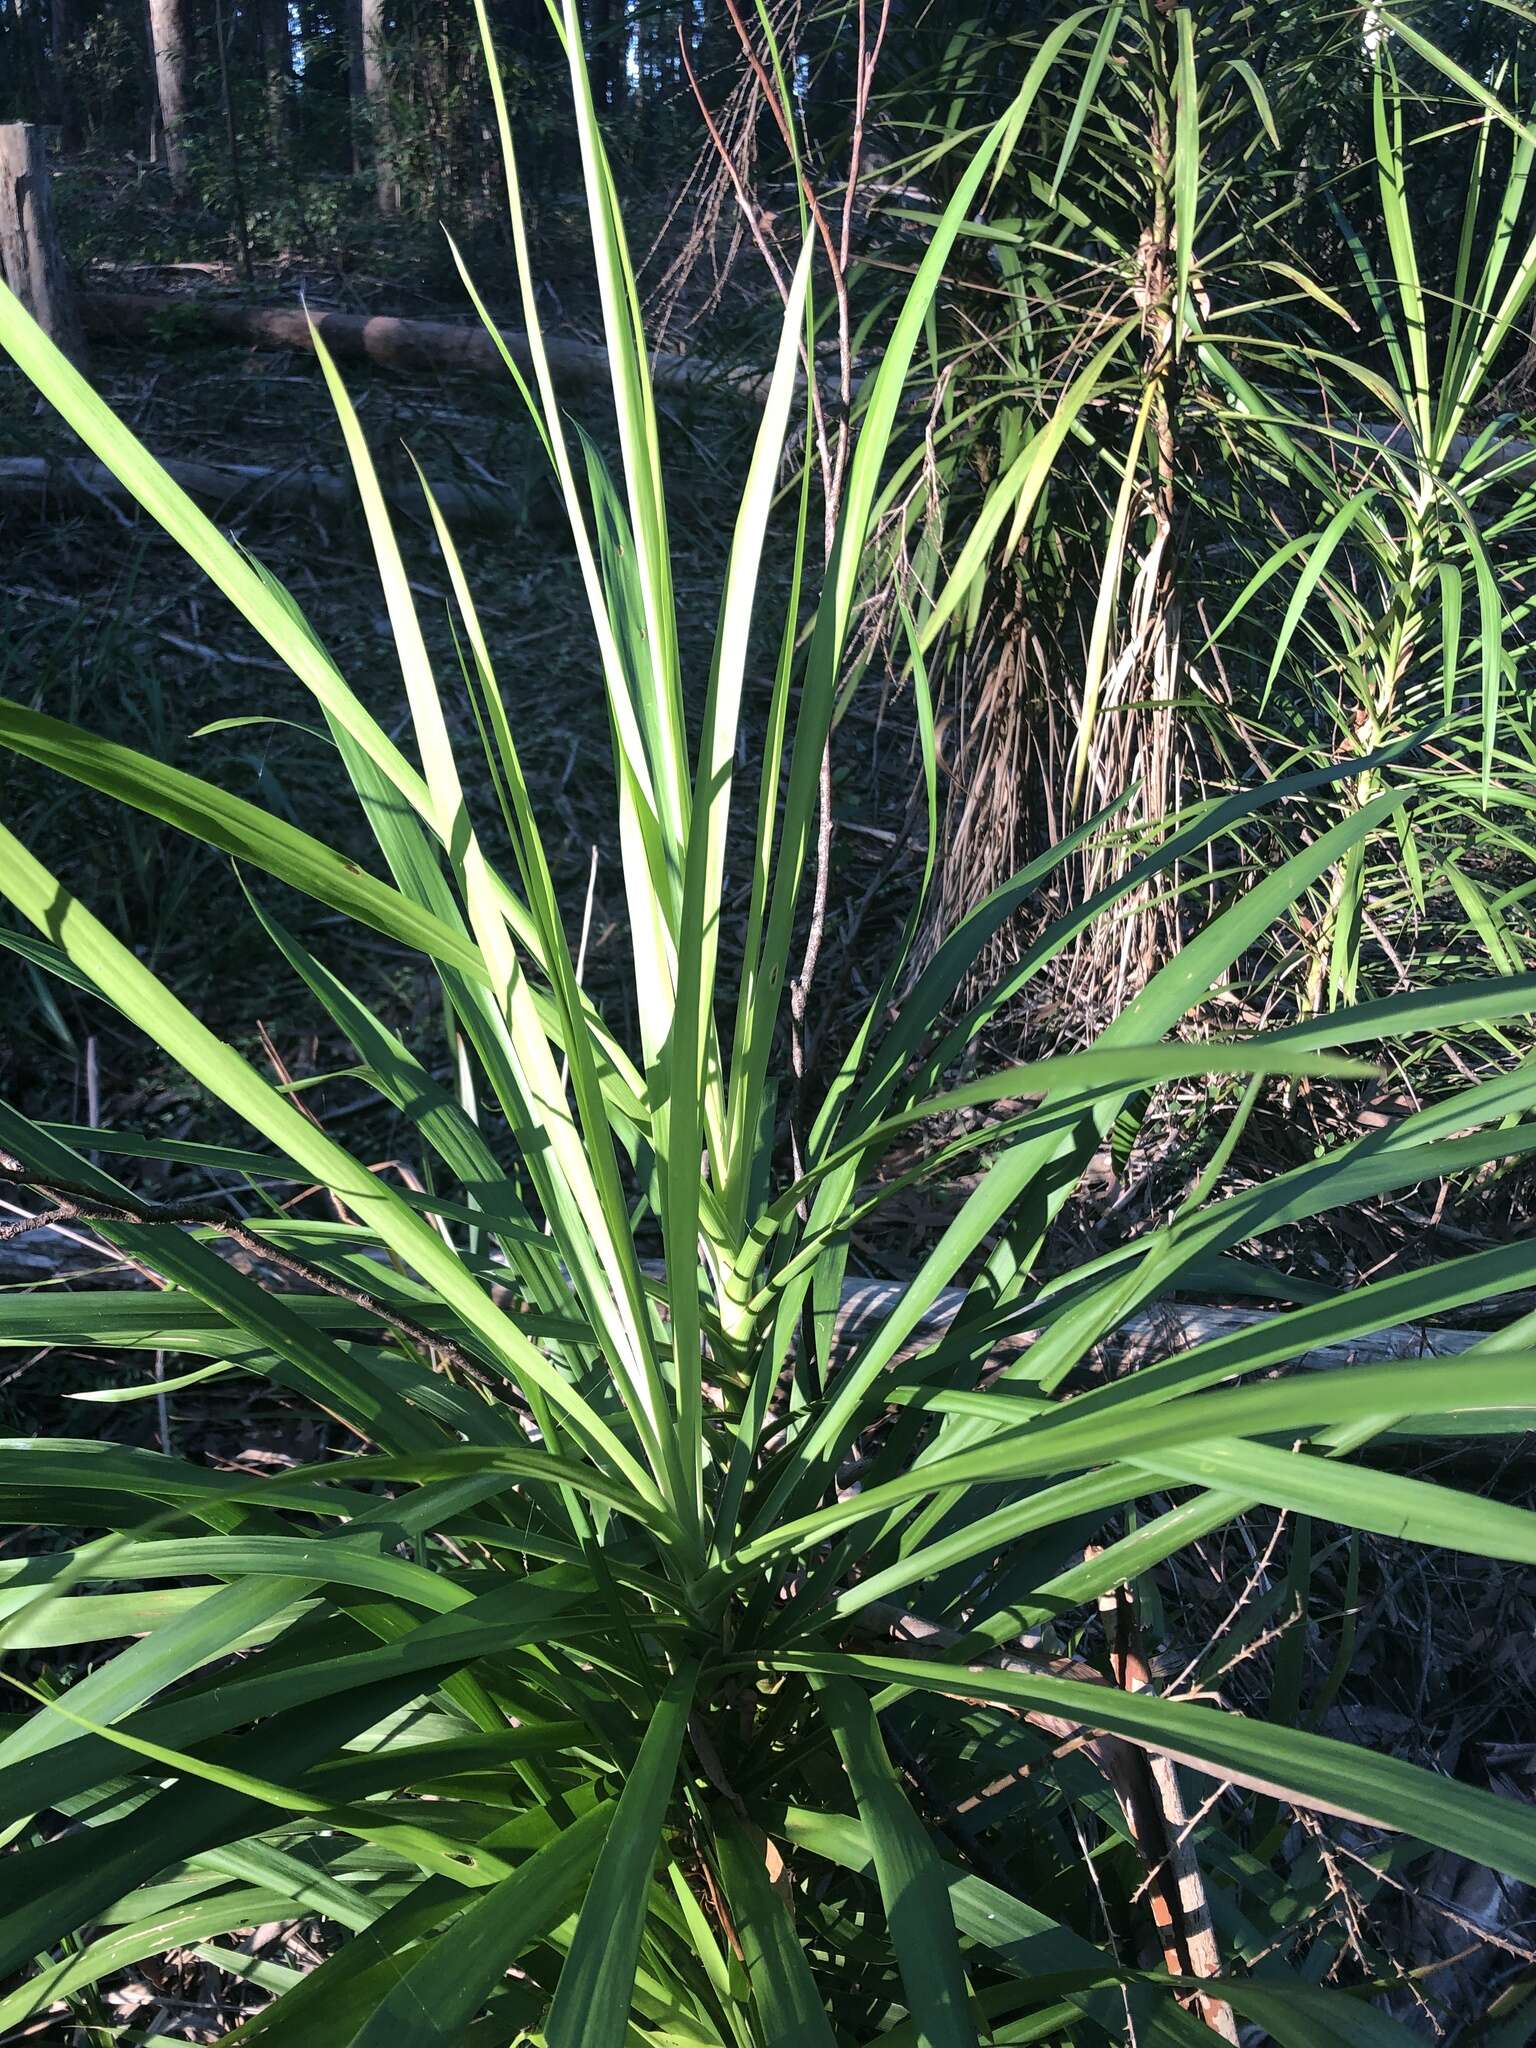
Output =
[
  {"x1": 588, "y1": 0, "x2": 624, "y2": 113},
  {"x1": 147, "y1": 0, "x2": 189, "y2": 196},
  {"x1": 50, "y1": 0, "x2": 80, "y2": 149},
  {"x1": 258, "y1": 0, "x2": 292, "y2": 159},
  {"x1": 358, "y1": 0, "x2": 397, "y2": 212},
  {"x1": 1082, "y1": 0, "x2": 1186, "y2": 997},
  {"x1": 212, "y1": 0, "x2": 254, "y2": 281},
  {"x1": 347, "y1": 0, "x2": 366, "y2": 174},
  {"x1": 1137, "y1": 4, "x2": 1184, "y2": 980}
]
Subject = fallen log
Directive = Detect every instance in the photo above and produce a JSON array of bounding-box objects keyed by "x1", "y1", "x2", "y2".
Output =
[
  {"x1": 0, "y1": 450, "x2": 539, "y2": 529},
  {"x1": 831, "y1": 1275, "x2": 1484, "y2": 1375},
  {"x1": 75, "y1": 297, "x2": 1536, "y2": 483},
  {"x1": 78, "y1": 289, "x2": 778, "y2": 406},
  {"x1": 1, "y1": 1229, "x2": 1490, "y2": 1373},
  {"x1": 1360, "y1": 417, "x2": 1536, "y2": 489}
]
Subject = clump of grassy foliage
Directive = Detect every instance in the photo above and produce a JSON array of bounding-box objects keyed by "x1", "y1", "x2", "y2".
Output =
[
  {"x1": 1, "y1": 4, "x2": 1535, "y2": 2042},
  {"x1": 832, "y1": 5, "x2": 1536, "y2": 1045}
]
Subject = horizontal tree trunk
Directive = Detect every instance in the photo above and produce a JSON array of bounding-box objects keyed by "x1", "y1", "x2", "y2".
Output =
[
  {"x1": 77, "y1": 289, "x2": 781, "y2": 405},
  {"x1": 1359, "y1": 417, "x2": 1536, "y2": 487},
  {"x1": 77, "y1": 299, "x2": 1534, "y2": 483},
  {"x1": 831, "y1": 1275, "x2": 1484, "y2": 1375},
  {"x1": 0, "y1": 451, "x2": 541, "y2": 529},
  {"x1": 0, "y1": 1231, "x2": 1485, "y2": 1374}
]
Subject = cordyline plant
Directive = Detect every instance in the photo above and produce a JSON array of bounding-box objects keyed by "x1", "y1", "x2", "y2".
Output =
[{"x1": 1, "y1": 7, "x2": 1536, "y2": 2043}]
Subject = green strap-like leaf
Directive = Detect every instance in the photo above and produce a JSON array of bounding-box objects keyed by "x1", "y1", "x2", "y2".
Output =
[
  {"x1": 780, "y1": 1804, "x2": 1206, "y2": 2046},
  {"x1": 775, "y1": 1653, "x2": 1536, "y2": 1886},
  {"x1": 349, "y1": 1800, "x2": 615, "y2": 2047},
  {"x1": 544, "y1": 1661, "x2": 699, "y2": 2048},
  {"x1": 811, "y1": 1675, "x2": 978, "y2": 2048},
  {"x1": 713, "y1": 1812, "x2": 838, "y2": 2048}
]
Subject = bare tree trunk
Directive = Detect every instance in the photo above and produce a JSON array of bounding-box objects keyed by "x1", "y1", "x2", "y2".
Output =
[
  {"x1": 588, "y1": 0, "x2": 623, "y2": 113},
  {"x1": 147, "y1": 0, "x2": 190, "y2": 197},
  {"x1": 347, "y1": 0, "x2": 366, "y2": 175},
  {"x1": 50, "y1": 0, "x2": 81, "y2": 150},
  {"x1": 212, "y1": 0, "x2": 254, "y2": 282},
  {"x1": 258, "y1": 0, "x2": 292, "y2": 158},
  {"x1": 358, "y1": 0, "x2": 397, "y2": 213},
  {"x1": 0, "y1": 123, "x2": 86, "y2": 362}
]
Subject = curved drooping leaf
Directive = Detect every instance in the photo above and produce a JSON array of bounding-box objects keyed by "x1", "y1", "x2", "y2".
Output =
[{"x1": 771, "y1": 1652, "x2": 1536, "y2": 1885}]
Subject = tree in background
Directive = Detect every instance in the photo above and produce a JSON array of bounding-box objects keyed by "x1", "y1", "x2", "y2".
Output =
[
  {"x1": 147, "y1": 0, "x2": 190, "y2": 191},
  {"x1": 360, "y1": 0, "x2": 397, "y2": 210},
  {"x1": 0, "y1": 0, "x2": 726, "y2": 219},
  {"x1": 257, "y1": 0, "x2": 292, "y2": 158}
]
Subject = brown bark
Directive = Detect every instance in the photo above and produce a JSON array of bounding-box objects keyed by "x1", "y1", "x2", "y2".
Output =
[
  {"x1": 1094, "y1": 1574, "x2": 1240, "y2": 2039},
  {"x1": 867, "y1": 1603, "x2": 1237, "y2": 2040}
]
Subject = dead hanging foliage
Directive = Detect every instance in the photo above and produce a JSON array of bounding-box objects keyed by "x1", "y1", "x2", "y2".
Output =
[{"x1": 917, "y1": 590, "x2": 1060, "y2": 995}]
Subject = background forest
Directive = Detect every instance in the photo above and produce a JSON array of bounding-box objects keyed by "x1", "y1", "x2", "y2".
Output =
[{"x1": 4, "y1": 0, "x2": 1536, "y2": 2043}]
